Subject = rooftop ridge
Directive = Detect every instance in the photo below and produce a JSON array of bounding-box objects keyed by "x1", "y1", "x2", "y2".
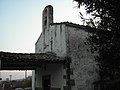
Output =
[{"x1": 50, "y1": 21, "x2": 108, "y2": 33}]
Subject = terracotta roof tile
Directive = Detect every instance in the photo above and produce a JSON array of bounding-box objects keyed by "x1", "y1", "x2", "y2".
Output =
[
  {"x1": 0, "y1": 52, "x2": 67, "y2": 70},
  {"x1": 0, "y1": 52, "x2": 66, "y2": 62}
]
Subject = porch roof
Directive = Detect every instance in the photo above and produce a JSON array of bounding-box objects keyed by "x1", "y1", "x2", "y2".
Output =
[{"x1": 0, "y1": 51, "x2": 67, "y2": 70}]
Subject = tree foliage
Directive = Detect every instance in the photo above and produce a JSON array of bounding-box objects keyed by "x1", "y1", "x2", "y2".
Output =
[
  {"x1": 74, "y1": 0, "x2": 120, "y2": 31},
  {"x1": 74, "y1": 0, "x2": 120, "y2": 80}
]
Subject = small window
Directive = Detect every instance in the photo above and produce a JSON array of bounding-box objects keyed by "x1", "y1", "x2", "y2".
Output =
[
  {"x1": 44, "y1": 9, "x2": 47, "y2": 13},
  {"x1": 44, "y1": 16, "x2": 47, "y2": 26}
]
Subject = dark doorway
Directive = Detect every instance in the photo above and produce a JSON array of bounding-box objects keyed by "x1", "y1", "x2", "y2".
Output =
[{"x1": 42, "y1": 75, "x2": 51, "y2": 90}]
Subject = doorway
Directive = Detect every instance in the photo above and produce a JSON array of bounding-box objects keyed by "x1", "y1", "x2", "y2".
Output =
[{"x1": 42, "y1": 75, "x2": 51, "y2": 90}]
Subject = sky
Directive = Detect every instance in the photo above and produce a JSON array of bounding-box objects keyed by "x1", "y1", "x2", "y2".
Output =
[
  {"x1": 0, "y1": 70, "x2": 32, "y2": 80},
  {"x1": 0, "y1": 0, "x2": 85, "y2": 80}
]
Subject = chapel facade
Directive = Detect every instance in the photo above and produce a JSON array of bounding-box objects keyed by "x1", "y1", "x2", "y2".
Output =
[{"x1": 32, "y1": 5, "x2": 99, "y2": 90}]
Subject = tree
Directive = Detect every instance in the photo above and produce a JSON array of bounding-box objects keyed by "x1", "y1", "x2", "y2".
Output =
[
  {"x1": 74, "y1": 0, "x2": 120, "y2": 80},
  {"x1": 21, "y1": 76, "x2": 32, "y2": 88}
]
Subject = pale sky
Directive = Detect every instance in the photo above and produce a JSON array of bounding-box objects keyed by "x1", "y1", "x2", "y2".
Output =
[
  {"x1": 0, "y1": 70, "x2": 32, "y2": 80},
  {"x1": 0, "y1": 0, "x2": 85, "y2": 80}
]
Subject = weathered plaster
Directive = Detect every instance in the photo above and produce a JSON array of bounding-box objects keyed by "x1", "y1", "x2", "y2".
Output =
[
  {"x1": 35, "y1": 23, "x2": 99, "y2": 90},
  {"x1": 35, "y1": 63, "x2": 66, "y2": 90},
  {"x1": 65, "y1": 26, "x2": 99, "y2": 90},
  {"x1": 34, "y1": 5, "x2": 100, "y2": 90},
  {"x1": 49, "y1": 24, "x2": 67, "y2": 57}
]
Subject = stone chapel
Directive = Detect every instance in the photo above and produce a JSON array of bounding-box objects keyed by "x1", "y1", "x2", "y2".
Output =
[{"x1": 32, "y1": 5, "x2": 99, "y2": 90}]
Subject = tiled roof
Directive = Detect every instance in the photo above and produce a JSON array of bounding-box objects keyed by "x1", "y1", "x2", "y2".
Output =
[
  {"x1": 0, "y1": 51, "x2": 67, "y2": 70},
  {"x1": 50, "y1": 21, "x2": 93, "y2": 29},
  {"x1": 50, "y1": 21, "x2": 107, "y2": 33},
  {"x1": 0, "y1": 52, "x2": 65, "y2": 62}
]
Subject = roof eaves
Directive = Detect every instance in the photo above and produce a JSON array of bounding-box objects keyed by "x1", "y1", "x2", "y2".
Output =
[
  {"x1": 50, "y1": 22, "x2": 102, "y2": 33},
  {"x1": 0, "y1": 52, "x2": 66, "y2": 63}
]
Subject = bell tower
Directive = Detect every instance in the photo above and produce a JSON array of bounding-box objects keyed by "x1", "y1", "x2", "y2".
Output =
[
  {"x1": 42, "y1": 5, "x2": 53, "y2": 50},
  {"x1": 42, "y1": 5, "x2": 53, "y2": 31}
]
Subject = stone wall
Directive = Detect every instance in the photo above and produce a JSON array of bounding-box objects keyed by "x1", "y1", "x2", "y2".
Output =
[
  {"x1": 35, "y1": 22, "x2": 100, "y2": 90},
  {"x1": 65, "y1": 25, "x2": 99, "y2": 90}
]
